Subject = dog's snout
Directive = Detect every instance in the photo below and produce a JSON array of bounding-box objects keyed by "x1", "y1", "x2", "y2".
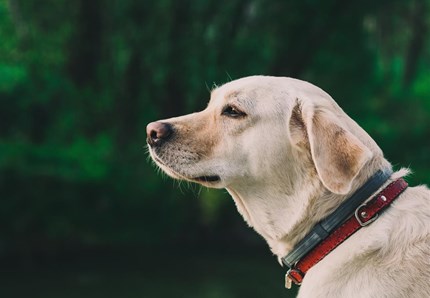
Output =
[{"x1": 146, "y1": 122, "x2": 173, "y2": 146}]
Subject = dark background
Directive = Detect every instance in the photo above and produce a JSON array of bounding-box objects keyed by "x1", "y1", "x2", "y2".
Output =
[{"x1": 0, "y1": 0, "x2": 429, "y2": 297}]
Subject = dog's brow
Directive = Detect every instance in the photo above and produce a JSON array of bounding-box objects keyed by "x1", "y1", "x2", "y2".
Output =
[
  {"x1": 226, "y1": 91, "x2": 255, "y2": 110},
  {"x1": 225, "y1": 91, "x2": 241, "y2": 99}
]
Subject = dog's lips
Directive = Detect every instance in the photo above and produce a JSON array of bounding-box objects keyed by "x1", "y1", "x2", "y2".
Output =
[
  {"x1": 149, "y1": 149, "x2": 221, "y2": 184},
  {"x1": 151, "y1": 154, "x2": 166, "y2": 167},
  {"x1": 192, "y1": 175, "x2": 221, "y2": 183}
]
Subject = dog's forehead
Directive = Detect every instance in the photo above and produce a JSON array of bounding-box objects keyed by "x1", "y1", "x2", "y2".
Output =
[
  {"x1": 209, "y1": 76, "x2": 335, "y2": 110},
  {"x1": 210, "y1": 89, "x2": 256, "y2": 108},
  {"x1": 209, "y1": 76, "x2": 284, "y2": 107}
]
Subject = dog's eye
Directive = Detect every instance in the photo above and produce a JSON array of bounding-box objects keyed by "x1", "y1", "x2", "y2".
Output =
[{"x1": 222, "y1": 105, "x2": 246, "y2": 118}]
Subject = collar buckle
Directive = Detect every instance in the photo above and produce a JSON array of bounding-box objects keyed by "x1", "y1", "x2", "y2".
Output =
[{"x1": 285, "y1": 268, "x2": 303, "y2": 289}]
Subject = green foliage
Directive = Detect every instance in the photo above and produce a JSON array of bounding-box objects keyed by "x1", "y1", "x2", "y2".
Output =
[{"x1": 0, "y1": 0, "x2": 429, "y2": 255}]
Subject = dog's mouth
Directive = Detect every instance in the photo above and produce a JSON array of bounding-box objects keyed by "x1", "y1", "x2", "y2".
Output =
[
  {"x1": 192, "y1": 175, "x2": 221, "y2": 183},
  {"x1": 149, "y1": 150, "x2": 221, "y2": 185}
]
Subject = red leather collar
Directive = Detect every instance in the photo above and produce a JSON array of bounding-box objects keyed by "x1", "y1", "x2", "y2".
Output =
[{"x1": 285, "y1": 177, "x2": 408, "y2": 288}]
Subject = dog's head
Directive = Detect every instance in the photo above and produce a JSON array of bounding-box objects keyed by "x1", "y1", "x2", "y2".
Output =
[{"x1": 147, "y1": 76, "x2": 382, "y2": 195}]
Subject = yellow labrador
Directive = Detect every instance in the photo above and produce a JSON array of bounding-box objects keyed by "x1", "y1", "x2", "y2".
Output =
[{"x1": 146, "y1": 76, "x2": 430, "y2": 297}]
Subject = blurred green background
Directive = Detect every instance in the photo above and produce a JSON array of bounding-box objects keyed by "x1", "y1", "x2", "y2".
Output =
[{"x1": 0, "y1": 0, "x2": 429, "y2": 297}]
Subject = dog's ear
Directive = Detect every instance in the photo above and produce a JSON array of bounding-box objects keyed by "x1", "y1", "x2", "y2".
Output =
[{"x1": 289, "y1": 101, "x2": 372, "y2": 194}]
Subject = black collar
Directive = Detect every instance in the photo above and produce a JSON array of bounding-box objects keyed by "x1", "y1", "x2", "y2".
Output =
[{"x1": 282, "y1": 169, "x2": 393, "y2": 269}]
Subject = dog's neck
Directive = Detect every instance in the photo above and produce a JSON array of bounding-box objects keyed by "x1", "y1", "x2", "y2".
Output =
[{"x1": 226, "y1": 158, "x2": 392, "y2": 260}]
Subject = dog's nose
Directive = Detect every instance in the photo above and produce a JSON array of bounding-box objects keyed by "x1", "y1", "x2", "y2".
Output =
[{"x1": 146, "y1": 122, "x2": 173, "y2": 146}]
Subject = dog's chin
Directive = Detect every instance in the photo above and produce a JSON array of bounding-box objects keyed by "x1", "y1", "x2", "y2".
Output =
[{"x1": 150, "y1": 153, "x2": 223, "y2": 188}]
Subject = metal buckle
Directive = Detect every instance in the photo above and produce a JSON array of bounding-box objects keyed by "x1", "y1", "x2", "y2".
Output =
[
  {"x1": 354, "y1": 203, "x2": 379, "y2": 227},
  {"x1": 285, "y1": 268, "x2": 303, "y2": 289}
]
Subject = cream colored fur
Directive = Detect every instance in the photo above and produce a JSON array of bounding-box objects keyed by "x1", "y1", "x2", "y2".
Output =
[{"x1": 147, "y1": 76, "x2": 430, "y2": 297}]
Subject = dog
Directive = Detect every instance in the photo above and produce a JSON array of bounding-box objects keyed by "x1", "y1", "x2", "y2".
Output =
[{"x1": 146, "y1": 76, "x2": 430, "y2": 297}]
